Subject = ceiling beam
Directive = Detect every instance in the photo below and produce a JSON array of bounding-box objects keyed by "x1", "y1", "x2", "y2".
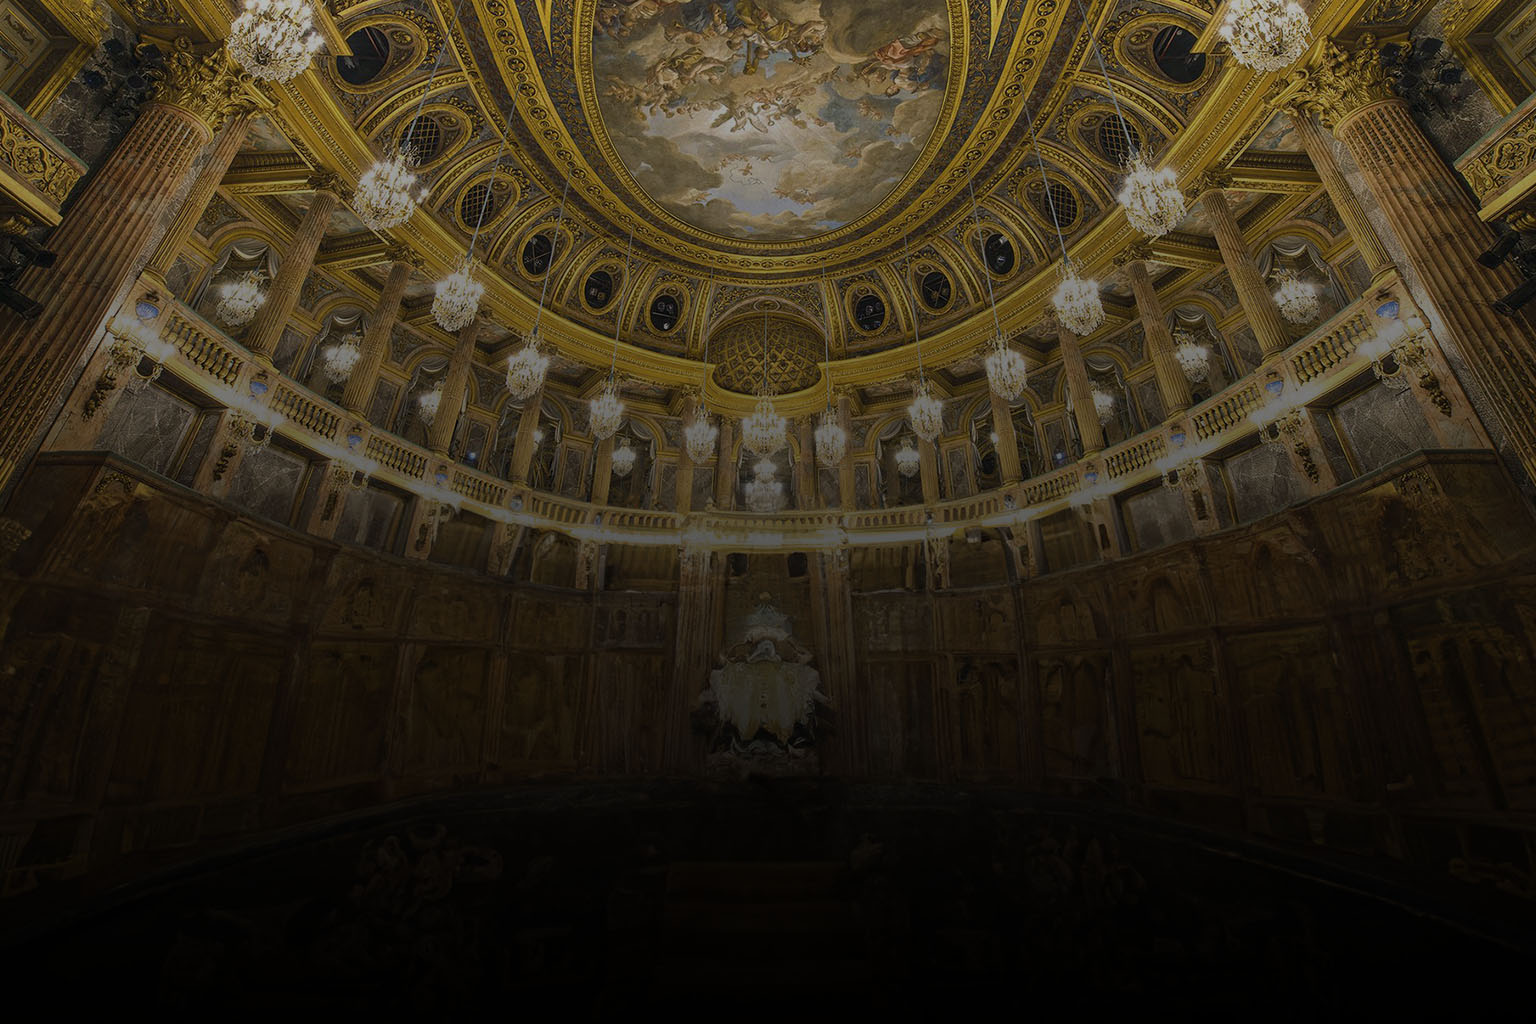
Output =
[
  {"x1": 1146, "y1": 233, "x2": 1224, "y2": 271},
  {"x1": 1226, "y1": 153, "x2": 1322, "y2": 194},
  {"x1": 222, "y1": 154, "x2": 313, "y2": 196},
  {"x1": 316, "y1": 236, "x2": 393, "y2": 271}
]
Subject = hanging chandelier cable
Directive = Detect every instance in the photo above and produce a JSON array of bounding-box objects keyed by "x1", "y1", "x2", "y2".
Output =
[
  {"x1": 1022, "y1": 99, "x2": 1071, "y2": 265},
  {"x1": 821, "y1": 267, "x2": 834, "y2": 416},
  {"x1": 402, "y1": 0, "x2": 474, "y2": 158},
  {"x1": 609, "y1": 228, "x2": 635, "y2": 382},
  {"x1": 1071, "y1": 0, "x2": 1138, "y2": 157},
  {"x1": 966, "y1": 172, "x2": 1004, "y2": 341},
  {"x1": 531, "y1": 171, "x2": 573, "y2": 336}
]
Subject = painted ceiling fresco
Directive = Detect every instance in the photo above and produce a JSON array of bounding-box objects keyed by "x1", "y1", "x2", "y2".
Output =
[{"x1": 593, "y1": 0, "x2": 950, "y2": 240}]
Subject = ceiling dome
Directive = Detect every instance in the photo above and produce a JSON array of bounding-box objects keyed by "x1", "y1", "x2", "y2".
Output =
[
  {"x1": 592, "y1": 2, "x2": 950, "y2": 240},
  {"x1": 709, "y1": 312, "x2": 824, "y2": 395}
]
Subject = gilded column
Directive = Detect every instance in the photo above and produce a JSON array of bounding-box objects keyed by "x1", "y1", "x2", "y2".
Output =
[
  {"x1": 796, "y1": 417, "x2": 818, "y2": 509},
  {"x1": 1123, "y1": 254, "x2": 1194, "y2": 414},
  {"x1": 507, "y1": 385, "x2": 545, "y2": 486},
  {"x1": 0, "y1": 39, "x2": 254, "y2": 496},
  {"x1": 1058, "y1": 327, "x2": 1106, "y2": 455},
  {"x1": 714, "y1": 418, "x2": 736, "y2": 509},
  {"x1": 143, "y1": 111, "x2": 254, "y2": 281},
  {"x1": 919, "y1": 440, "x2": 940, "y2": 504},
  {"x1": 674, "y1": 396, "x2": 699, "y2": 513},
  {"x1": 341, "y1": 250, "x2": 416, "y2": 416},
  {"x1": 1285, "y1": 34, "x2": 1536, "y2": 479},
  {"x1": 1286, "y1": 108, "x2": 1394, "y2": 281},
  {"x1": 988, "y1": 391, "x2": 1024, "y2": 485},
  {"x1": 590, "y1": 436, "x2": 615, "y2": 506},
  {"x1": 427, "y1": 318, "x2": 479, "y2": 455},
  {"x1": 1199, "y1": 179, "x2": 1293, "y2": 358},
  {"x1": 836, "y1": 392, "x2": 856, "y2": 509},
  {"x1": 245, "y1": 173, "x2": 340, "y2": 361}
]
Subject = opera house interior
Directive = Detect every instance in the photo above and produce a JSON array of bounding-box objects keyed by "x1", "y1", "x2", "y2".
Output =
[{"x1": 3, "y1": 0, "x2": 1536, "y2": 1008}]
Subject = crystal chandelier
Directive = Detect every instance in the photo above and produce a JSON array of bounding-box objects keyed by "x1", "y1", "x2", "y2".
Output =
[
  {"x1": 1272, "y1": 269, "x2": 1320, "y2": 324},
  {"x1": 741, "y1": 394, "x2": 787, "y2": 455},
  {"x1": 504, "y1": 330, "x2": 549, "y2": 400},
  {"x1": 432, "y1": 257, "x2": 484, "y2": 332},
  {"x1": 610, "y1": 436, "x2": 636, "y2": 477},
  {"x1": 1053, "y1": 262, "x2": 1104, "y2": 336},
  {"x1": 684, "y1": 406, "x2": 718, "y2": 464},
  {"x1": 907, "y1": 378, "x2": 943, "y2": 443},
  {"x1": 984, "y1": 335, "x2": 1029, "y2": 401},
  {"x1": 216, "y1": 271, "x2": 265, "y2": 327},
  {"x1": 1118, "y1": 154, "x2": 1186, "y2": 237},
  {"x1": 1092, "y1": 387, "x2": 1116, "y2": 425},
  {"x1": 227, "y1": 0, "x2": 324, "y2": 83},
  {"x1": 894, "y1": 439, "x2": 920, "y2": 479},
  {"x1": 417, "y1": 381, "x2": 443, "y2": 426},
  {"x1": 353, "y1": 153, "x2": 420, "y2": 231},
  {"x1": 321, "y1": 333, "x2": 362, "y2": 384},
  {"x1": 744, "y1": 456, "x2": 785, "y2": 513},
  {"x1": 1172, "y1": 330, "x2": 1211, "y2": 381},
  {"x1": 1219, "y1": 0, "x2": 1310, "y2": 73},
  {"x1": 589, "y1": 379, "x2": 623, "y2": 440},
  {"x1": 814, "y1": 410, "x2": 846, "y2": 467}
]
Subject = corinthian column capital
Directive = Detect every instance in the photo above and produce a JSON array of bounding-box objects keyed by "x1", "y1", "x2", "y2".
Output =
[
  {"x1": 145, "y1": 38, "x2": 259, "y2": 134},
  {"x1": 1279, "y1": 34, "x2": 1400, "y2": 131}
]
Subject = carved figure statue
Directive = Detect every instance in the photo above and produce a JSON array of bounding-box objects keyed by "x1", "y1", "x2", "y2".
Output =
[{"x1": 693, "y1": 594, "x2": 831, "y2": 775}]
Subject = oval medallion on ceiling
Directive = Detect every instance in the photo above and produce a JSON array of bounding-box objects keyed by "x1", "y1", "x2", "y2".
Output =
[{"x1": 593, "y1": 1, "x2": 950, "y2": 241}]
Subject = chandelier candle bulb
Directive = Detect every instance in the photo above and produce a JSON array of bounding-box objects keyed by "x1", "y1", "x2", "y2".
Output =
[
  {"x1": 227, "y1": 0, "x2": 325, "y2": 83},
  {"x1": 907, "y1": 379, "x2": 944, "y2": 443}
]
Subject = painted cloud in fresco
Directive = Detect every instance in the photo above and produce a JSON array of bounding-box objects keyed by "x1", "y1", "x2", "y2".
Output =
[{"x1": 594, "y1": 0, "x2": 948, "y2": 239}]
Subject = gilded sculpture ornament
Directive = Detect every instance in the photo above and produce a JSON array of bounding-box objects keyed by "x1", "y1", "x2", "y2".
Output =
[
  {"x1": 0, "y1": 97, "x2": 85, "y2": 208},
  {"x1": 1279, "y1": 35, "x2": 1401, "y2": 130},
  {"x1": 146, "y1": 38, "x2": 258, "y2": 133}
]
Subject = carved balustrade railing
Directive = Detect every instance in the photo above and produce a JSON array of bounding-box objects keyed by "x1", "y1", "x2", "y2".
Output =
[{"x1": 133, "y1": 275, "x2": 1409, "y2": 551}]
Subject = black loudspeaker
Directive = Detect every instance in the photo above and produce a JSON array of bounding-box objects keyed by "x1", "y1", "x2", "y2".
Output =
[
  {"x1": 1492, "y1": 274, "x2": 1536, "y2": 317},
  {"x1": 1479, "y1": 230, "x2": 1521, "y2": 268},
  {"x1": 0, "y1": 280, "x2": 43, "y2": 319}
]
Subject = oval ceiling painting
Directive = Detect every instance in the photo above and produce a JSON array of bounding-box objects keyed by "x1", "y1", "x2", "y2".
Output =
[{"x1": 594, "y1": 1, "x2": 950, "y2": 240}]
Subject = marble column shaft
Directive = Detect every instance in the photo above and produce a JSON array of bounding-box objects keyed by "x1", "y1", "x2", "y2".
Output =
[
  {"x1": 0, "y1": 95, "x2": 221, "y2": 495},
  {"x1": 674, "y1": 397, "x2": 699, "y2": 513},
  {"x1": 1126, "y1": 259, "x2": 1194, "y2": 415},
  {"x1": 919, "y1": 440, "x2": 940, "y2": 504},
  {"x1": 427, "y1": 318, "x2": 479, "y2": 455},
  {"x1": 144, "y1": 112, "x2": 252, "y2": 280},
  {"x1": 590, "y1": 436, "x2": 615, "y2": 506},
  {"x1": 1204, "y1": 187, "x2": 1292, "y2": 357},
  {"x1": 341, "y1": 257, "x2": 414, "y2": 415},
  {"x1": 796, "y1": 418, "x2": 818, "y2": 509},
  {"x1": 1288, "y1": 111, "x2": 1394, "y2": 280},
  {"x1": 507, "y1": 385, "x2": 545, "y2": 486},
  {"x1": 836, "y1": 394, "x2": 856, "y2": 509},
  {"x1": 245, "y1": 181, "x2": 339, "y2": 360},
  {"x1": 1331, "y1": 98, "x2": 1536, "y2": 479},
  {"x1": 1058, "y1": 327, "x2": 1106, "y2": 454},
  {"x1": 714, "y1": 418, "x2": 736, "y2": 509},
  {"x1": 989, "y1": 391, "x2": 1024, "y2": 485}
]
